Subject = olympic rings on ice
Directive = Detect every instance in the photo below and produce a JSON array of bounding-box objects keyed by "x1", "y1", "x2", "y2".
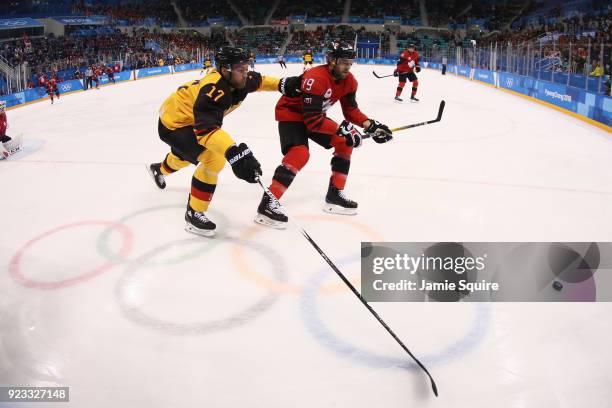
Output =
[
  {"x1": 9, "y1": 220, "x2": 133, "y2": 289},
  {"x1": 114, "y1": 238, "x2": 289, "y2": 335}
]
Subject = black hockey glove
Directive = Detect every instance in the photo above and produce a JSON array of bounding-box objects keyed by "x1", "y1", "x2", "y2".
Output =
[
  {"x1": 415, "y1": 66, "x2": 421, "y2": 73},
  {"x1": 278, "y1": 75, "x2": 302, "y2": 98},
  {"x1": 393, "y1": 70, "x2": 399, "y2": 77},
  {"x1": 364, "y1": 119, "x2": 393, "y2": 144},
  {"x1": 225, "y1": 143, "x2": 262, "y2": 183},
  {"x1": 337, "y1": 120, "x2": 363, "y2": 148}
]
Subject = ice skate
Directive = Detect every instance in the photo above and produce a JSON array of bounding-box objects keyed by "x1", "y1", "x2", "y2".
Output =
[
  {"x1": 184, "y1": 205, "x2": 216, "y2": 237},
  {"x1": 323, "y1": 184, "x2": 358, "y2": 215},
  {"x1": 147, "y1": 163, "x2": 166, "y2": 189},
  {"x1": 254, "y1": 193, "x2": 288, "y2": 229}
]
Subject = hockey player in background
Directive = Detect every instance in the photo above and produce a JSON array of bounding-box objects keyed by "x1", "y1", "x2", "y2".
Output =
[
  {"x1": 394, "y1": 43, "x2": 420, "y2": 102},
  {"x1": 303, "y1": 49, "x2": 314, "y2": 71},
  {"x1": 0, "y1": 100, "x2": 9, "y2": 158},
  {"x1": 254, "y1": 41, "x2": 393, "y2": 229},
  {"x1": 248, "y1": 50, "x2": 256, "y2": 71},
  {"x1": 106, "y1": 66, "x2": 116, "y2": 84},
  {"x1": 46, "y1": 75, "x2": 60, "y2": 104},
  {"x1": 0, "y1": 101, "x2": 22, "y2": 159},
  {"x1": 92, "y1": 66, "x2": 102, "y2": 89},
  {"x1": 147, "y1": 47, "x2": 302, "y2": 237},
  {"x1": 200, "y1": 55, "x2": 213, "y2": 75},
  {"x1": 38, "y1": 73, "x2": 47, "y2": 89}
]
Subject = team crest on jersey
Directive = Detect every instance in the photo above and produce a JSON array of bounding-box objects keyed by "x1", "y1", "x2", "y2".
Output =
[{"x1": 324, "y1": 89, "x2": 332, "y2": 98}]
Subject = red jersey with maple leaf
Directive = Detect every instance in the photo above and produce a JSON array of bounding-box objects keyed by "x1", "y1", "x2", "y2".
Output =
[
  {"x1": 46, "y1": 78, "x2": 58, "y2": 92},
  {"x1": 275, "y1": 64, "x2": 368, "y2": 135},
  {"x1": 397, "y1": 50, "x2": 420, "y2": 73}
]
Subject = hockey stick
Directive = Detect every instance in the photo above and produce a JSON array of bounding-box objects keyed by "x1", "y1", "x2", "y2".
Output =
[
  {"x1": 362, "y1": 100, "x2": 446, "y2": 142},
  {"x1": 255, "y1": 177, "x2": 438, "y2": 397},
  {"x1": 372, "y1": 70, "x2": 395, "y2": 78},
  {"x1": 391, "y1": 100, "x2": 446, "y2": 132}
]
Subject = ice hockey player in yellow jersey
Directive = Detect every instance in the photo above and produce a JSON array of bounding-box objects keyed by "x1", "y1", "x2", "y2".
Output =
[
  {"x1": 147, "y1": 47, "x2": 302, "y2": 237},
  {"x1": 200, "y1": 56, "x2": 213, "y2": 75},
  {"x1": 303, "y1": 49, "x2": 314, "y2": 72}
]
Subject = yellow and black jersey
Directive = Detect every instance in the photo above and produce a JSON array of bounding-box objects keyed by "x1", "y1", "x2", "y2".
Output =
[
  {"x1": 303, "y1": 52, "x2": 313, "y2": 63},
  {"x1": 159, "y1": 69, "x2": 280, "y2": 153}
]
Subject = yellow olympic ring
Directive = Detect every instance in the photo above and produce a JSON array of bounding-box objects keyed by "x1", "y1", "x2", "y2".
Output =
[{"x1": 230, "y1": 214, "x2": 384, "y2": 294}]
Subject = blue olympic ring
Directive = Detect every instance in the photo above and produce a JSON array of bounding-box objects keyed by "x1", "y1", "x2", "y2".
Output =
[{"x1": 299, "y1": 255, "x2": 490, "y2": 369}]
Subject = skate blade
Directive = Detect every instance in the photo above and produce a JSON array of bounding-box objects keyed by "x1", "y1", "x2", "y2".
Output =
[
  {"x1": 394, "y1": 99, "x2": 403, "y2": 103},
  {"x1": 184, "y1": 223, "x2": 215, "y2": 237},
  {"x1": 322, "y1": 204, "x2": 358, "y2": 215},
  {"x1": 254, "y1": 214, "x2": 287, "y2": 229},
  {"x1": 410, "y1": 99, "x2": 420, "y2": 103},
  {"x1": 146, "y1": 165, "x2": 165, "y2": 189}
]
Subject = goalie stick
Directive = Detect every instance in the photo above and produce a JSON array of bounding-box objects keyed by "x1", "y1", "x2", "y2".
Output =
[{"x1": 255, "y1": 177, "x2": 439, "y2": 397}]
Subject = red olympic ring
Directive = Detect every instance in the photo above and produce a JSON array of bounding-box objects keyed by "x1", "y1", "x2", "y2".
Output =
[{"x1": 9, "y1": 221, "x2": 134, "y2": 289}]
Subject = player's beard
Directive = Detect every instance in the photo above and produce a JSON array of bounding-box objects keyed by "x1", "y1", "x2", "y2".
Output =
[
  {"x1": 330, "y1": 60, "x2": 351, "y2": 80},
  {"x1": 332, "y1": 66, "x2": 349, "y2": 80}
]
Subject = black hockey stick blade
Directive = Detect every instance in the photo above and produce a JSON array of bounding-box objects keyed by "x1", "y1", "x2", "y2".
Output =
[
  {"x1": 434, "y1": 99, "x2": 446, "y2": 122},
  {"x1": 372, "y1": 70, "x2": 394, "y2": 79},
  {"x1": 390, "y1": 100, "x2": 446, "y2": 132}
]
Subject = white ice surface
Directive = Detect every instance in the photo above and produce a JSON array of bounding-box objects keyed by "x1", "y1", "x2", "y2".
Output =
[{"x1": 1, "y1": 63, "x2": 611, "y2": 408}]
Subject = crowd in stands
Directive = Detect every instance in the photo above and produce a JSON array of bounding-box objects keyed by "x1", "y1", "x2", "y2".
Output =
[
  {"x1": 469, "y1": 6, "x2": 611, "y2": 79},
  {"x1": 349, "y1": 0, "x2": 417, "y2": 20},
  {"x1": 73, "y1": 1, "x2": 178, "y2": 26},
  {"x1": 236, "y1": 0, "x2": 277, "y2": 25},
  {"x1": 272, "y1": 0, "x2": 344, "y2": 20},
  {"x1": 231, "y1": 26, "x2": 288, "y2": 55},
  {"x1": 0, "y1": 0, "x2": 73, "y2": 18},
  {"x1": 284, "y1": 25, "x2": 355, "y2": 54},
  {"x1": 1, "y1": 0, "x2": 610, "y2": 96},
  {"x1": 0, "y1": 28, "x2": 226, "y2": 93},
  {"x1": 73, "y1": 0, "x2": 243, "y2": 26},
  {"x1": 176, "y1": 0, "x2": 239, "y2": 25}
]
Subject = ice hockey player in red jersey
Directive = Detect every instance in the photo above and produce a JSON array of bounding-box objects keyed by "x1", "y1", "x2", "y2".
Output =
[
  {"x1": 46, "y1": 75, "x2": 60, "y2": 104},
  {"x1": 0, "y1": 100, "x2": 21, "y2": 159},
  {"x1": 106, "y1": 66, "x2": 116, "y2": 84},
  {"x1": 254, "y1": 41, "x2": 394, "y2": 229},
  {"x1": 92, "y1": 66, "x2": 102, "y2": 89},
  {"x1": 38, "y1": 74, "x2": 47, "y2": 88},
  {"x1": 0, "y1": 100, "x2": 9, "y2": 155},
  {"x1": 394, "y1": 43, "x2": 420, "y2": 102}
]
